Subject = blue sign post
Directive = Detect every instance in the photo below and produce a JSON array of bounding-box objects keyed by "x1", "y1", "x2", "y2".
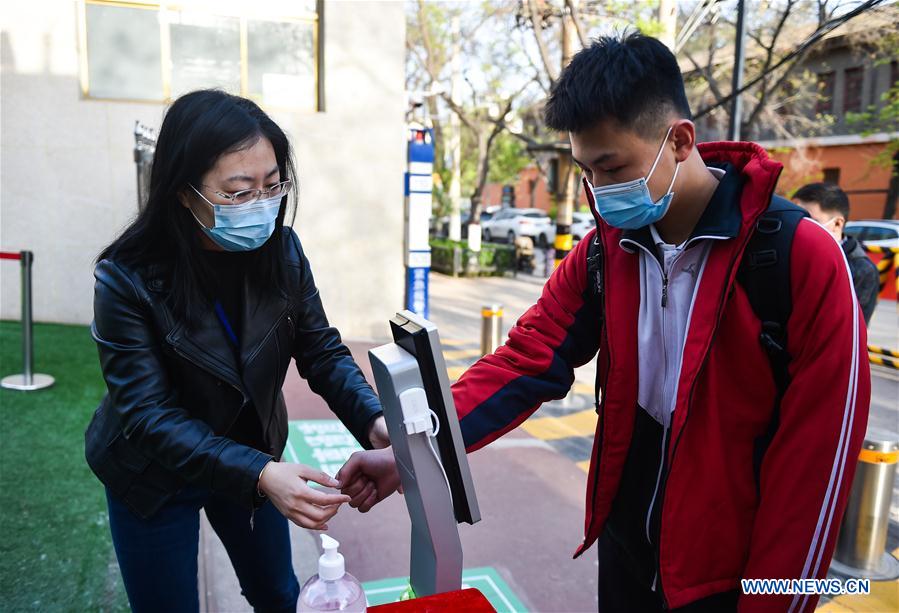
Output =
[{"x1": 405, "y1": 127, "x2": 433, "y2": 318}]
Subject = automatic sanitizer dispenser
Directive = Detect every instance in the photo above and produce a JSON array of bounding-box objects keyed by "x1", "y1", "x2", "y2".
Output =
[{"x1": 368, "y1": 311, "x2": 481, "y2": 598}]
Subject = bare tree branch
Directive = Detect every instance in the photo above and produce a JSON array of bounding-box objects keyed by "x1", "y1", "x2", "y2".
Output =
[
  {"x1": 439, "y1": 92, "x2": 478, "y2": 132},
  {"x1": 565, "y1": 0, "x2": 588, "y2": 49},
  {"x1": 527, "y1": 0, "x2": 560, "y2": 84},
  {"x1": 683, "y1": 47, "x2": 725, "y2": 104},
  {"x1": 415, "y1": 0, "x2": 440, "y2": 79}
]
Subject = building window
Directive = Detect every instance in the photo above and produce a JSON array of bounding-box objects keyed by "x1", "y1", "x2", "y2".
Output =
[
  {"x1": 816, "y1": 72, "x2": 835, "y2": 115},
  {"x1": 79, "y1": 0, "x2": 320, "y2": 110},
  {"x1": 823, "y1": 167, "x2": 841, "y2": 185},
  {"x1": 843, "y1": 67, "x2": 864, "y2": 114}
]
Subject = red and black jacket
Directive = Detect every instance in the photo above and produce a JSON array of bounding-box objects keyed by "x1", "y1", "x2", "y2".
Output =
[{"x1": 452, "y1": 142, "x2": 870, "y2": 611}]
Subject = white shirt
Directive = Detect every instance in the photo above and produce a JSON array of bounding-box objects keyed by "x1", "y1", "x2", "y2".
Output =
[{"x1": 633, "y1": 167, "x2": 726, "y2": 429}]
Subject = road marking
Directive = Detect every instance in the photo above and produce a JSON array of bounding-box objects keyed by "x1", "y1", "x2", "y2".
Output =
[
  {"x1": 521, "y1": 409, "x2": 597, "y2": 440},
  {"x1": 447, "y1": 365, "x2": 467, "y2": 381},
  {"x1": 490, "y1": 437, "x2": 553, "y2": 450},
  {"x1": 573, "y1": 382, "x2": 595, "y2": 396},
  {"x1": 443, "y1": 348, "x2": 483, "y2": 361}
]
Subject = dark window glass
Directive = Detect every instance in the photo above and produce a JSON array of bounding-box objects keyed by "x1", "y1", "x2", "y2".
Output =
[
  {"x1": 864, "y1": 227, "x2": 898, "y2": 240},
  {"x1": 843, "y1": 67, "x2": 864, "y2": 114}
]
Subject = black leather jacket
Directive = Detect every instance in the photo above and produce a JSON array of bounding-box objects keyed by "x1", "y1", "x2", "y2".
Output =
[{"x1": 85, "y1": 228, "x2": 382, "y2": 518}]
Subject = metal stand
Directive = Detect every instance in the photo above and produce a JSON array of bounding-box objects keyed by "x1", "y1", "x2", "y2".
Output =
[
  {"x1": 480, "y1": 305, "x2": 503, "y2": 356},
  {"x1": 369, "y1": 343, "x2": 463, "y2": 597},
  {"x1": 2, "y1": 251, "x2": 54, "y2": 391}
]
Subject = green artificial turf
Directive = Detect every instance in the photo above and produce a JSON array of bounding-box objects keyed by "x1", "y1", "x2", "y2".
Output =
[{"x1": 0, "y1": 321, "x2": 127, "y2": 611}]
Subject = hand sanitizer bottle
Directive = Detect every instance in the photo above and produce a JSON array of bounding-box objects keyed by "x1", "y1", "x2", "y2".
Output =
[{"x1": 298, "y1": 534, "x2": 367, "y2": 612}]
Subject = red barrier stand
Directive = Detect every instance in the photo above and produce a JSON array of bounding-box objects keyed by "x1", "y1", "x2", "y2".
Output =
[{"x1": 1, "y1": 250, "x2": 54, "y2": 391}]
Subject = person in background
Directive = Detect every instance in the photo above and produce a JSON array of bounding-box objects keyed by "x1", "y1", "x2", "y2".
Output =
[{"x1": 793, "y1": 182, "x2": 880, "y2": 324}]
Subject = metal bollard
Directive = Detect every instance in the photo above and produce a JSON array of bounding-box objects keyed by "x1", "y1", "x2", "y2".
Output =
[
  {"x1": 480, "y1": 305, "x2": 503, "y2": 356},
  {"x1": 2, "y1": 251, "x2": 55, "y2": 391},
  {"x1": 830, "y1": 427, "x2": 899, "y2": 580}
]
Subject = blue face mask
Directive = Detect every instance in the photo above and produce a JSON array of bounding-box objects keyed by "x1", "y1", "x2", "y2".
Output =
[
  {"x1": 588, "y1": 126, "x2": 680, "y2": 230},
  {"x1": 188, "y1": 188, "x2": 282, "y2": 252}
]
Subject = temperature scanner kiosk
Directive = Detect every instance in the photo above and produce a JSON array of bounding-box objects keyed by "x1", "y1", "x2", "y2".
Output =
[{"x1": 368, "y1": 311, "x2": 481, "y2": 598}]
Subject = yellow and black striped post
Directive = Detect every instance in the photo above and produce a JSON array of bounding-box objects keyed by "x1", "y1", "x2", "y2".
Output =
[
  {"x1": 869, "y1": 353, "x2": 899, "y2": 370},
  {"x1": 869, "y1": 345, "x2": 899, "y2": 358},
  {"x1": 861, "y1": 244, "x2": 899, "y2": 294},
  {"x1": 554, "y1": 226, "x2": 573, "y2": 269}
]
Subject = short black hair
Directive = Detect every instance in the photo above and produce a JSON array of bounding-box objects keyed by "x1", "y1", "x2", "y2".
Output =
[
  {"x1": 793, "y1": 182, "x2": 850, "y2": 219},
  {"x1": 543, "y1": 32, "x2": 691, "y2": 136}
]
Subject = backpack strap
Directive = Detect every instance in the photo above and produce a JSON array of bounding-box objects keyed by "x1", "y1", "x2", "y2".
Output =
[
  {"x1": 737, "y1": 195, "x2": 809, "y2": 395},
  {"x1": 737, "y1": 194, "x2": 809, "y2": 493}
]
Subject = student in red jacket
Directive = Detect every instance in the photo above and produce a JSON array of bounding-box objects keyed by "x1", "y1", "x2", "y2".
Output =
[{"x1": 339, "y1": 33, "x2": 869, "y2": 612}]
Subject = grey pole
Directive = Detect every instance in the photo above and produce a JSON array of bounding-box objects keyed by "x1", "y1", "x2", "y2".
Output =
[
  {"x1": 21, "y1": 250, "x2": 33, "y2": 384},
  {"x1": 480, "y1": 305, "x2": 503, "y2": 356},
  {"x1": 728, "y1": 0, "x2": 746, "y2": 141},
  {"x1": 830, "y1": 428, "x2": 899, "y2": 580},
  {"x1": 2, "y1": 251, "x2": 54, "y2": 391}
]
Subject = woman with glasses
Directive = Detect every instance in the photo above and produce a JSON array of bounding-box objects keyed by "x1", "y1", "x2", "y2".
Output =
[{"x1": 85, "y1": 90, "x2": 393, "y2": 612}]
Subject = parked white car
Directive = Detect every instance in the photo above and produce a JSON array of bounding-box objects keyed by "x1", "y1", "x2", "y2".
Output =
[
  {"x1": 844, "y1": 220, "x2": 899, "y2": 248},
  {"x1": 571, "y1": 211, "x2": 597, "y2": 242},
  {"x1": 481, "y1": 208, "x2": 554, "y2": 246}
]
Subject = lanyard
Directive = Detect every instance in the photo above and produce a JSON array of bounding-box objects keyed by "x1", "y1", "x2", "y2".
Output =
[{"x1": 214, "y1": 301, "x2": 239, "y2": 347}]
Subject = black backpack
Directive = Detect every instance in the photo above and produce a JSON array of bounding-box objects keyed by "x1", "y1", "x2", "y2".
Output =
[{"x1": 585, "y1": 195, "x2": 809, "y2": 489}]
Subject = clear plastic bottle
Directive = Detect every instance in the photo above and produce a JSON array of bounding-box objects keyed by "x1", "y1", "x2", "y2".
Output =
[{"x1": 298, "y1": 534, "x2": 367, "y2": 612}]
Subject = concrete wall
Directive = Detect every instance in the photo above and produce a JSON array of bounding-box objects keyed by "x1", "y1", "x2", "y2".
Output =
[{"x1": 1, "y1": 0, "x2": 406, "y2": 341}]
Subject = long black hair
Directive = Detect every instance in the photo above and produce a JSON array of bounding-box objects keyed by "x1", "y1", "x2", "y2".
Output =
[{"x1": 99, "y1": 90, "x2": 297, "y2": 325}]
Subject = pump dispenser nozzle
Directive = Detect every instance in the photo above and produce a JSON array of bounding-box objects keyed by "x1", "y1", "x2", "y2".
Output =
[{"x1": 319, "y1": 534, "x2": 346, "y2": 581}]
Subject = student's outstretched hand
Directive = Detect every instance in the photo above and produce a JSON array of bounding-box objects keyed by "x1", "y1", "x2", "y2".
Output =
[
  {"x1": 336, "y1": 448, "x2": 402, "y2": 513},
  {"x1": 257, "y1": 461, "x2": 351, "y2": 530}
]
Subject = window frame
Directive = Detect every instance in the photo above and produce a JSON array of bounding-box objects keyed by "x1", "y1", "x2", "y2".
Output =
[{"x1": 77, "y1": 0, "x2": 322, "y2": 112}]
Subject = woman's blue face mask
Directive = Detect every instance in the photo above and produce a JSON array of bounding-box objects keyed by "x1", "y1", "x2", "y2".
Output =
[
  {"x1": 587, "y1": 126, "x2": 680, "y2": 230},
  {"x1": 188, "y1": 186, "x2": 282, "y2": 252}
]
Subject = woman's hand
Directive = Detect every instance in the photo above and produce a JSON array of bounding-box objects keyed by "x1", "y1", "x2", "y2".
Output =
[
  {"x1": 257, "y1": 461, "x2": 351, "y2": 530},
  {"x1": 336, "y1": 448, "x2": 402, "y2": 513}
]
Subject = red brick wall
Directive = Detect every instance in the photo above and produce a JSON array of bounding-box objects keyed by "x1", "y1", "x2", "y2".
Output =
[
  {"x1": 482, "y1": 166, "x2": 554, "y2": 211},
  {"x1": 767, "y1": 142, "x2": 896, "y2": 220}
]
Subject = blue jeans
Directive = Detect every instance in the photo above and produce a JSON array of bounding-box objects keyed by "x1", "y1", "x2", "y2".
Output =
[{"x1": 106, "y1": 487, "x2": 299, "y2": 613}]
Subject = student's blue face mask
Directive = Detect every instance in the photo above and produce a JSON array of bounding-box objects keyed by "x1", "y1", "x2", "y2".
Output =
[
  {"x1": 587, "y1": 126, "x2": 680, "y2": 230},
  {"x1": 188, "y1": 185, "x2": 282, "y2": 251}
]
